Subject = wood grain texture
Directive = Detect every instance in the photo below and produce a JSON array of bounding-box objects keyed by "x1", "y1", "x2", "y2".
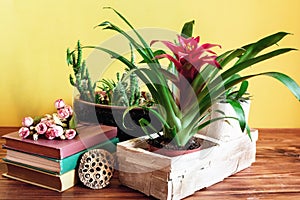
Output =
[{"x1": 1, "y1": 127, "x2": 299, "y2": 200}]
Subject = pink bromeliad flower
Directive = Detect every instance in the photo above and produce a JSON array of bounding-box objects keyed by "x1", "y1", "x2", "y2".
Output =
[{"x1": 151, "y1": 35, "x2": 221, "y2": 82}]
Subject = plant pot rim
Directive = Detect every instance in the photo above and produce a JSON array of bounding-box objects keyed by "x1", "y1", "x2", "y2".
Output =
[
  {"x1": 148, "y1": 144, "x2": 201, "y2": 157},
  {"x1": 74, "y1": 96, "x2": 156, "y2": 110}
]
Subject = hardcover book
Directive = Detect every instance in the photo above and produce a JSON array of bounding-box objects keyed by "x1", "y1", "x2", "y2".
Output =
[
  {"x1": 2, "y1": 124, "x2": 117, "y2": 159},
  {"x1": 3, "y1": 137, "x2": 119, "y2": 174},
  {"x1": 3, "y1": 162, "x2": 77, "y2": 192}
]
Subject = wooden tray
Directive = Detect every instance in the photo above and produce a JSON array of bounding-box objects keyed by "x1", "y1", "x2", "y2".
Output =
[{"x1": 117, "y1": 130, "x2": 258, "y2": 200}]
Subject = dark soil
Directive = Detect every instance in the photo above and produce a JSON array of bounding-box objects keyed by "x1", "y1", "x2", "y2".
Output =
[{"x1": 147, "y1": 136, "x2": 202, "y2": 151}]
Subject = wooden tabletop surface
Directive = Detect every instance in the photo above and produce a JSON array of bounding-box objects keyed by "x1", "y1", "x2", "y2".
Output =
[{"x1": 0, "y1": 127, "x2": 299, "y2": 200}]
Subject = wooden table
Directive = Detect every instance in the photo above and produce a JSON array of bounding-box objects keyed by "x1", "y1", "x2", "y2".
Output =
[{"x1": 0, "y1": 127, "x2": 299, "y2": 199}]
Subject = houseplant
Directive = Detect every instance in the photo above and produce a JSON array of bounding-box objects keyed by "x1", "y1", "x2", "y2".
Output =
[
  {"x1": 84, "y1": 8, "x2": 300, "y2": 147},
  {"x1": 73, "y1": 7, "x2": 300, "y2": 199}
]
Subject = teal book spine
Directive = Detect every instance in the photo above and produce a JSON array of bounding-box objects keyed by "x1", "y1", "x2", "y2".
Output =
[{"x1": 59, "y1": 137, "x2": 119, "y2": 174}]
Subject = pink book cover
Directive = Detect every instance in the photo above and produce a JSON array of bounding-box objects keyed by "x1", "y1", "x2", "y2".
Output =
[{"x1": 2, "y1": 124, "x2": 117, "y2": 159}]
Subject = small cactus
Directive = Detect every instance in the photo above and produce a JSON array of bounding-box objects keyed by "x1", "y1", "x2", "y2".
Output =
[{"x1": 66, "y1": 41, "x2": 95, "y2": 102}]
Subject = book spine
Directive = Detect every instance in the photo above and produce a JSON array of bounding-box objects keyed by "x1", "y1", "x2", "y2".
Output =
[
  {"x1": 5, "y1": 139, "x2": 60, "y2": 159},
  {"x1": 60, "y1": 137, "x2": 119, "y2": 174},
  {"x1": 60, "y1": 128, "x2": 117, "y2": 159}
]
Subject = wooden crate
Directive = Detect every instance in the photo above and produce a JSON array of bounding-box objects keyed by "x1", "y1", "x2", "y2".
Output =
[{"x1": 117, "y1": 130, "x2": 258, "y2": 200}]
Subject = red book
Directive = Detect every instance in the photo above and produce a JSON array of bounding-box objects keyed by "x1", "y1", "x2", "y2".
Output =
[{"x1": 2, "y1": 124, "x2": 117, "y2": 159}]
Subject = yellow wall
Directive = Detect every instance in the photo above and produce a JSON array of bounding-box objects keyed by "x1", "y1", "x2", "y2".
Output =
[{"x1": 1, "y1": 0, "x2": 300, "y2": 127}]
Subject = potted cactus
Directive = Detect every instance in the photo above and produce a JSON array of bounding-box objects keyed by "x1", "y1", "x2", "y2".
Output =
[{"x1": 67, "y1": 41, "x2": 160, "y2": 141}]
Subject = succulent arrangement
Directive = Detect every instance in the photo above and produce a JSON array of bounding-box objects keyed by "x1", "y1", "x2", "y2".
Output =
[{"x1": 67, "y1": 41, "x2": 153, "y2": 107}]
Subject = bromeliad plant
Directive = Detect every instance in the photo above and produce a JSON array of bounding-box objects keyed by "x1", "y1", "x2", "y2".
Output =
[{"x1": 80, "y1": 8, "x2": 300, "y2": 148}]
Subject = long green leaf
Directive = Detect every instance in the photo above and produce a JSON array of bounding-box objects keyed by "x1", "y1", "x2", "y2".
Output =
[
  {"x1": 223, "y1": 72, "x2": 300, "y2": 101},
  {"x1": 236, "y1": 32, "x2": 290, "y2": 65},
  {"x1": 236, "y1": 81, "x2": 249, "y2": 100},
  {"x1": 97, "y1": 21, "x2": 153, "y2": 64},
  {"x1": 200, "y1": 71, "x2": 300, "y2": 114},
  {"x1": 221, "y1": 48, "x2": 296, "y2": 81},
  {"x1": 194, "y1": 116, "x2": 238, "y2": 133},
  {"x1": 198, "y1": 48, "x2": 296, "y2": 104},
  {"x1": 103, "y1": 7, "x2": 156, "y2": 60},
  {"x1": 138, "y1": 118, "x2": 158, "y2": 139},
  {"x1": 83, "y1": 46, "x2": 136, "y2": 69},
  {"x1": 219, "y1": 48, "x2": 246, "y2": 67},
  {"x1": 123, "y1": 105, "x2": 170, "y2": 130},
  {"x1": 225, "y1": 99, "x2": 246, "y2": 132}
]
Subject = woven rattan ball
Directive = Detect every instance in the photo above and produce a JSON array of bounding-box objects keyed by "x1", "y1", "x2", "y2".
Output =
[{"x1": 78, "y1": 149, "x2": 114, "y2": 189}]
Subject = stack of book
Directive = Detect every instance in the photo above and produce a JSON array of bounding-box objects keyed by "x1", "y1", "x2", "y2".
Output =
[{"x1": 2, "y1": 124, "x2": 118, "y2": 192}]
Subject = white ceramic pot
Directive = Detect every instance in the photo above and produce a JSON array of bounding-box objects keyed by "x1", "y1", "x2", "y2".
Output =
[{"x1": 199, "y1": 100, "x2": 251, "y2": 142}]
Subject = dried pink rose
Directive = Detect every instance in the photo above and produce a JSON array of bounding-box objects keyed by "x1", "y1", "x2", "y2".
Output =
[
  {"x1": 53, "y1": 125, "x2": 64, "y2": 137},
  {"x1": 65, "y1": 129, "x2": 77, "y2": 140},
  {"x1": 65, "y1": 105, "x2": 73, "y2": 116},
  {"x1": 57, "y1": 108, "x2": 70, "y2": 119},
  {"x1": 35, "y1": 122, "x2": 47, "y2": 134},
  {"x1": 41, "y1": 118, "x2": 55, "y2": 127},
  {"x1": 45, "y1": 126, "x2": 63, "y2": 139},
  {"x1": 45, "y1": 128, "x2": 56, "y2": 139},
  {"x1": 18, "y1": 127, "x2": 30, "y2": 138},
  {"x1": 54, "y1": 99, "x2": 65, "y2": 109},
  {"x1": 22, "y1": 117, "x2": 34, "y2": 127}
]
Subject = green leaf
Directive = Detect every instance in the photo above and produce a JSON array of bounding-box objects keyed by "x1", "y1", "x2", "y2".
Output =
[
  {"x1": 157, "y1": 68, "x2": 179, "y2": 84},
  {"x1": 138, "y1": 118, "x2": 160, "y2": 139},
  {"x1": 153, "y1": 49, "x2": 166, "y2": 56},
  {"x1": 246, "y1": 124, "x2": 252, "y2": 141},
  {"x1": 221, "y1": 48, "x2": 296, "y2": 81},
  {"x1": 262, "y1": 72, "x2": 300, "y2": 100},
  {"x1": 83, "y1": 45, "x2": 136, "y2": 70},
  {"x1": 195, "y1": 116, "x2": 238, "y2": 132},
  {"x1": 123, "y1": 105, "x2": 170, "y2": 131},
  {"x1": 225, "y1": 99, "x2": 246, "y2": 132},
  {"x1": 219, "y1": 48, "x2": 246, "y2": 67},
  {"x1": 197, "y1": 47, "x2": 296, "y2": 105},
  {"x1": 236, "y1": 81, "x2": 249, "y2": 100},
  {"x1": 33, "y1": 116, "x2": 43, "y2": 124},
  {"x1": 139, "y1": 50, "x2": 166, "y2": 63},
  {"x1": 236, "y1": 32, "x2": 291, "y2": 65},
  {"x1": 204, "y1": 71, "x2": 300, "y2": 114},
  {"x1": 69, "y1": 115, "x2": 77, "y2": 129},
  {"x1": 227, "y1": 72, "x2": 300, "y2": 100},
  {"x1": 96, "y1": 21, "x2": 153, "y2": 64},
  {"x1": 103, "y1": 7, "x2": 156, "y2": 60},
  {"x1": 181, "y1": 20, "x2": 195, "y2": 38}
]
